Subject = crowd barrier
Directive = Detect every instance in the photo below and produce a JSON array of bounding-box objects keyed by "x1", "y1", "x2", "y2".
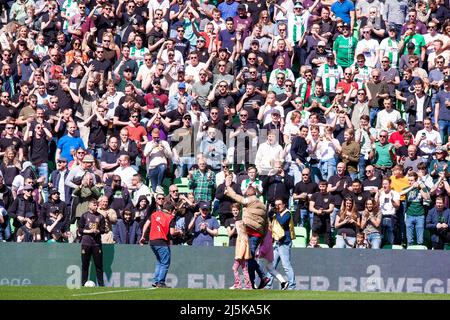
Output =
[{"x1": 1, "y1": 243, "x2": 450, "y2": 293}]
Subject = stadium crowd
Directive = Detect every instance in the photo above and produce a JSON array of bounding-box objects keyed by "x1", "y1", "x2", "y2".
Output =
[{"x1": 0, "y1": 0, "x2": 449, "y2": 263}]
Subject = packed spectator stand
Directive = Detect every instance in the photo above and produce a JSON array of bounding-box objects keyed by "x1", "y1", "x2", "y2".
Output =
[{"x1": 0, "y1": 0, "x2": 449, "y2": 253}]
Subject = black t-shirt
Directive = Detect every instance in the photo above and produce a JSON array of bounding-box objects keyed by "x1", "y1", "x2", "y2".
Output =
[
  {"x1": 118, "y1": 94, "x2": 146, "y2": 107},
  {"x1": 89, "y1": 59, "x2": 112, "y2": 76},
  {"x1": 333, "y1": 123, "x2": 348, "y2": 144},
  {"x1": 166, "y1": 109, "x2": 184, "y2": 132},
  {"x1": 88, "y1": 117, "x2": 109, "y2": 147},
  {"x1": 0, "y1": 136, "x2": 23, "y2": 153},
  {"x1": 79, "y1": 211, "x2": 106, "y2": 246},
  {"x1": 224, "y1": 217, "x2": 239, "y2": 246},
  {"x1": 174, "y1": 38, "x2": 190, "y2": 59},
  {"x1": 101, "y1": 149, "x2": 120, "y2": 167},
  {"x1": 362, "y1": 176, "x2": 382, "y2": 193},
  {"x1": 328, "y1": 175, "x2": 353, "y2": 206},
  {"x1": 310, "y1": 192, "x2": 334, "y2": 211},
  {"x1": 53, "y1": 87, "x2": 76, "y2": 112},
  {"x1": 0, "y1": 163, "x2": 20, "y2": 187},
  {"x1": 212, "y1": 94, "x2": 236, "y2": 117},
  {"x1": 0, "y1": 104, "x2": 19, "y2": 131},
  {"x1": 342, "y1": 190, "x2": 372, "y2": 212},
  {"x1": 241, "y1": 93, "x2": 265, "y2": 122},
  {"x1": 114, "y1": 105, "x2": 131, "y2": 123},
  {"x1": 294, "y1": 181, "x2": 319, "y2": 209},
  {"x1": 28, "y1": 135, "x2": 49, "y2": 165}
]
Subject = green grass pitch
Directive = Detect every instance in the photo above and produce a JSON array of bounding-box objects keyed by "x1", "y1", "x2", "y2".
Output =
[{"x1": 0, "y1": 286, "x2": 449, "y2": 300}]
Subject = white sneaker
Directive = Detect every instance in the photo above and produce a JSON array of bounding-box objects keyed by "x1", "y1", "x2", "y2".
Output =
[{"x1": 229, "y1": 285, "x2": 238, "y2": 289}]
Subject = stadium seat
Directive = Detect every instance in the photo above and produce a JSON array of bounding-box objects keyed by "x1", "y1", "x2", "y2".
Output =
[
  {"x1": 292, "y1": 226, "x2": 307, "y2": 248},
  {"x1": 407, "y1": 245, "x2": 428, "y2": 250},
  {"x1": 214, "y1": 234, "x2": 229, "y2": 247},
  {"x1": 217, "y1": 226, "x2": 228, "y2": 237},
  {"x1": 382, "y1": 244, "x2": 404, "y2": 249}
]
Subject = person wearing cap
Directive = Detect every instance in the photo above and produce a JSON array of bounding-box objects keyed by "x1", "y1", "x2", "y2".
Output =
[
  {"x1": 243, "y1": 24, "x2": 271, "y2": 53},
  {"x1": 189, "y1": 201, "x2": 219, "y2": 246},
  {"x1": 8, "y1": 183, "x2": 39, "y2": 237},
  {"x1": 434, "y1": 76, "x2": 450, "y2": 144},
  {"x1": 315, "y1": 52, "x2": 344, "y2": 96},
  {"x1": 287, "y1": 0, "x2": 321, "y2": 49},
  {"x1": 193, "y1": 35, "x2": 210, "y2": 63},
  {"x1": 64, "y1": 153, "x2": 97, "y2": 189},
  {"x1": 233, "y1": 3, "x2": 252, "y2": 40},
  {"x1": 380, "y1": 27, "x2": 401, "y2": 69},
  {"x1": 166, "y1": 81, "x2": 195, "y2": 112},
  {"x1": 41, "y1": 188, "x2": 70, "y2": 241},
  {"x1": 332, "y1": 22, "x2": 357, "y2": 69},
  {"x1": 428, "y1": 147, "x2": 450, "y2": 182},
  {"x1": 389, "y1": 119, "x2": 411, "y2": 147}
]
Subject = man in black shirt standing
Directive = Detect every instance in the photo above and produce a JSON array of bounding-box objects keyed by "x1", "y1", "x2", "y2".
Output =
[
  {"x1": 293, "y1": 168, "x2": 319, "y2": 228},
  {"x1": 78, "y1": 199, "x2": 106, "y2": 287},
  {"x1": 327, "y1": 162, "x2": 353, "y2": 231},
  {"x1": 309, "y1": 180, "x2": 335, "y2": 247}
]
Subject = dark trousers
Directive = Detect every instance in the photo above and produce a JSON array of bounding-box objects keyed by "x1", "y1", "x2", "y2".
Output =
[
  {"x1": 248, "y1": 235, "x2": 264, "y2": 287},
  {"x1": 408, "y1": 121, "x2": 424, "y2": 137},
  {"x1": 81, "y1": 245, "x2": 104, "y2": 286}
]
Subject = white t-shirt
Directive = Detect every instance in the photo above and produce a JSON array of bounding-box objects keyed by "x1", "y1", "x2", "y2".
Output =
[
  {"x1": 415, "y1": 129, "x2": 442, "y2": 155},
  {"x1": 379, "y1": 190, "x2": 400, "y2": 216},
  {"x1": 185, "y1": 62, "x2": 207, "y2": 83},
  {"x1": 113, "y1": 166, "x2": 138, "y2": 189},
  {"x1": 356, "y1": 38, "x2": 380, "y2": 68},
  {"x1": 416, "y1": 94, "x2": 425, "y2": 122}
]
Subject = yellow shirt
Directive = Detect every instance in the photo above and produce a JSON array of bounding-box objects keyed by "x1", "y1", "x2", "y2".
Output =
[{"x1": 390, "y1": 175, "x2": 409, "y2": 201}]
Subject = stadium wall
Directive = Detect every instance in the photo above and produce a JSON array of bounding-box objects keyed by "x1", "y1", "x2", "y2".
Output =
[{"x1": 1, "y1": 244, "x2": 450, "y2": 293}]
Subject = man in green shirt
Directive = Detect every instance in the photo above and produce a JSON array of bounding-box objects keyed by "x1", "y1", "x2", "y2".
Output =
[
  {"x1": 370, "y1": 130, "x2": 395, "y2": 177},
  {"x1": 400, "y1": 22, "x2": 426, "y2": 63},
  {"x1": 400, "y1": 172, "x2": 430, "y2": 246},
  {"x1": 333, "y1": 23, "x2": 358, "y2": 68}
]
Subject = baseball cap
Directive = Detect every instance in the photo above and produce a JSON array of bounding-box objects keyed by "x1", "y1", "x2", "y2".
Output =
[
  {"x1": 317, "y1": 41, "x2": 326, "y2": 47},
  {"x1": 407, "y1": 42, "x2": 416, "y2": 49},
  {"x1": 341, "y1": 22, "x2": 350, "y2": 28},
  {"x1": 444, "y1": 75, "x2": 450, "y2": 82},
  {"x1": 388, "y1": 26, "x2": 397, "y2": 32},
  {"x1": 271, "y1": 109, "x2": 281, "y2": 115},
  {"x1": 396, "y1": 119, "x2": 406, "y2": 125},
  {"x1": 326, "y1": 52, "x2": 334, "y2": 59},
  {"x1": 124, "y1": 66, "x2": 133, "y2": 72},
  {"x1": 82, "y1": 154, "x2": 95, "y2": 162},
  {"x1": 219, "y1": 47, "x2": 231, "y2": 55},
  {"x1": 23, "y1": 185, "x2": 34, "y2": 191},
  {"x1": 197, "y1": 36, "x2": 206, "y2": 42},
  {"x1": 251, "y1": 39, "x2": 259, "y2": 45},
  {"x1": 178, "y1": 82, "x2": 186, "y2": 89},
  {"x1": 182, "y1": 113, "x2": 191, "y2": 120},
  {"x1": 177, "y1": 67, "x2": 185, "y2": 73},
  {"x1": 199, "y1": 201, "x2": 211, "y2": 210},
  {"x1": 50, "y1": 188, "x2": 60, "y2": 195},
  {"x1": 237, "y1": 3, "x2": 246, "y2": 10},
  {"x1": 57, "y1": 157, "x2": 68, "y2": 163},
  {"x1": 294, "y1": 2, "x2": 304, "y2": 8}
]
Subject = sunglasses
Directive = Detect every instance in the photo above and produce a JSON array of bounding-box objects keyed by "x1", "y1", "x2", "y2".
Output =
[
  {"x1": 240, "y1": 114, "x2": 248, "y2": 117},
  {"x1": 157, "y1": 197, "x2": 165, "y2": 200}
]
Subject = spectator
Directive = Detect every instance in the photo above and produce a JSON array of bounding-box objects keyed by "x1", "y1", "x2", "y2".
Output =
[
  {"x1": 426, "y1": 196, "x2": 450, "y2": 250},
  {"x1": 334, "y1": 197, "x2": 360, "y2": 248},
  {"x1": 225, "y1": 203, "x2": 241, "y2": 247},
  {"x1": 188, "y1": 158, "x2": 216, "y2": 203},
  {"x1": 360, "y1": 198, "x2": 382, "y2": 249},
  {"x1": 114, "y1": 209, "x2": 142, "y2": 244},
  {"x1": 97, "y1": 195, "x2": 118, "y2": 244},
  {"x1": 189, "y1": 201, "x2": 219, "y2": 246},
  {"x1": 310, "y1": 180, "x2": 335, "y2": 247}
]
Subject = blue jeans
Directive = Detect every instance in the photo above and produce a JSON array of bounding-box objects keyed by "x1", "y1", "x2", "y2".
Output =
[
  {"x1": 331, "y1": 206, "x2": 340, "y2": 232},
  {"x1": 310, "y1": 163, "x2": 323, "y2": 184},
  {"x1": 406, "y1": 215, "x2": 425, "y2": 246},
  {"x1": 358, "y1": 154, "x2": 368, "y2": 180},
  {"x1": 0, "y1": 213, "x2": 11, "y2": 241},
  {"x1": 381, "y1": 216, "x2": 395, "y2": 245},
  {"x1": 299, "y1": 208, "x2": 313, "y2": 230},
  {"x1": 38, "y1": 162, "x2": 49, "y2": 202},
  {"x1": 176, "y1": 156, "x2": 195, "y2": 178},
  {"x1": 438, "y1": 119, "x2": 450, "y2": 145},
  {"x1": 90, "y1": 147, "x2": 103, "y2": 162},
  {"x1": 319, "y1": 158, "x2": 337, "y2": 181},
  {"x1": 289, "y1": 162, "x2": 304, "y2": 186},
  {"x1": 248, "y1": 236, "x2": 264, "y2": 286},
  {"x1": 349, "y1": 172, "x2": 358, "y2": 181},
  {"x1": 272, "y1": 241, "x2": 295, "y2": 289},
  {"x1": 369, "y1": 107, "x2": 379, "y2": 128},
  {"x1": 335, "y1": 235, "x2": 355, "y2": 248},
  {"x1": 366, "y1": 232, "x2": 381, "y2": 249},
  {"x1": 148, "y1": 164, "x2": 167, "y2": 192},
  {"x1": 150, "y1": 245, "x2": 171, "y2": 285}
]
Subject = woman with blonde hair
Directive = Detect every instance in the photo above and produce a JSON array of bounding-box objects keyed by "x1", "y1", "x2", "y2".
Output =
[
  {"x1": 334, "y1": 196, "x2": 360, "y2": 248},
  {"x1": 257, "y1": 10, "x2": 277, "y2": 37},
  {"x1": 0, "y1": 147, "x2": 21, "y2": 187},
  {"x1": 14, "y1": 25, "x2": 35, "y2": 51}
]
